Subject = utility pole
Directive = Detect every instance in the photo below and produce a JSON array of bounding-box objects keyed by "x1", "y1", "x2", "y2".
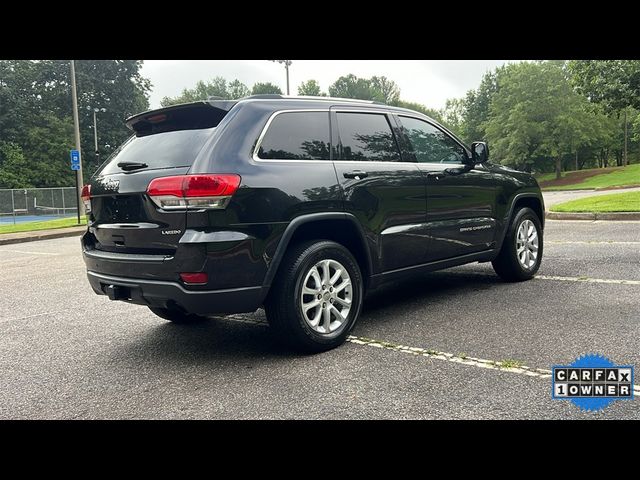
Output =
[
  {"x1": 270, "y1": 60, "x2": 292, "y2": 95},
  {"x1": 284, "y1": 60, "x2": 290, "y2": 95},
  {"x1": 70, "y1": 60, "x2": 84, "y2": 219},
  {"x1": 93, "y1": 109, "x2": 98, "y2": 161},
  {"x1": 89, "y1": 107, "x2": 106, "y2": 166}
]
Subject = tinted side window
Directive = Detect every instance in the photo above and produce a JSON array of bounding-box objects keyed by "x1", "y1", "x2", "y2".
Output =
[
  {"x1": 399, "y1": 116, "x2": 466, "y2": 164},
  {"x1": 257, "y1": 112, "x2": 330, "y2": 160},
  {"x1": 336, "y1": 113, "x2": 401, "y2": 162}
]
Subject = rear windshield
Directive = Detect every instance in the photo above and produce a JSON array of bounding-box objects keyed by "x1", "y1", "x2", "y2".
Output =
[{"x1": 97, "y1": 127, "x2": 215, "y2": 175}]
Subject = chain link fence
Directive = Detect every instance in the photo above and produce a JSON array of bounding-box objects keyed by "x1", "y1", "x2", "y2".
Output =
[{"x1": 0, "y1": 187, "x2": 78, "y2": 224}]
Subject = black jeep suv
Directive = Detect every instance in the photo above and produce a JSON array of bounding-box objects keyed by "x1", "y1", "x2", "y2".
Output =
[{"x1": 81, "y1": 95, "x2": 544, "y2": 352}]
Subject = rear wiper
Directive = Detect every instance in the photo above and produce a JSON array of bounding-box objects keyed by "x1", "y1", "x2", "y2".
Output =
[{"x1": 117, "y1": 161, "x2": 148, "y2": 171}]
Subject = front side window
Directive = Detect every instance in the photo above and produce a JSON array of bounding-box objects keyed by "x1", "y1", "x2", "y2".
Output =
[
  {"x1": 257, "y1": 111, "x2": 330, "y2": 160},
  {"x1": 336, "y1": 112, "x2": 401, "y2": 162},
  {"x1": 399, "y1": 116, "x2": 466, "y2": 164}
]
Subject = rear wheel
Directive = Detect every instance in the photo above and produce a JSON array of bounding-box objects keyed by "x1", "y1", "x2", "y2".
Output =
[
  {"x1": 148, "y1": 306, "x2": 207, "y2": 324},
  {"x1": 265, "y1": 240, "x2": 363, "y2": 353},
  {"x1": 492, "y1": 207, "x2": 543, "y2": 281}
]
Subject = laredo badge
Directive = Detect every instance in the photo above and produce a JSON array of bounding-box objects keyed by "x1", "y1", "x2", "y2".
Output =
[{"x1": 552, "y1": 354, "x2": 634, "y2": 412}]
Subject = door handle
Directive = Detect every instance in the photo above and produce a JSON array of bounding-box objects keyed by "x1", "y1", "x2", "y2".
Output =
[
  {"x1": 426, "y1": 172, "x2": 442, "y2": 179},
  {"x1": 343, "y1": 170, "x2": 368, "y2": 180}
]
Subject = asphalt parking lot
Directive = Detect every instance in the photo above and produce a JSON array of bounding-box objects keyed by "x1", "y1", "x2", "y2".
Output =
[{"x1": 0, "y1": 220, "x2": 638, "y2": 419}]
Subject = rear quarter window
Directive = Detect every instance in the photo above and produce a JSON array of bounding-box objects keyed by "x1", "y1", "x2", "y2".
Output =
[
  {"x1": 97, "y1": 128, "x2": 215, "y2": 175},
  {"x1": 257, "y1": 111, "x2": 330, "y2": 160}
]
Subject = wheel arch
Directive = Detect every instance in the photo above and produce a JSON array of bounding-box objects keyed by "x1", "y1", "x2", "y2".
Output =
[
  {"x1": 510, "y1": 194, "x2": 545, "y2": 229},
  {"x1": 494, "y1": 192, "x2": 545, "y2": 254},
  {"x1": 260, "y1": 213, "x2": 373, "y2": 301}
]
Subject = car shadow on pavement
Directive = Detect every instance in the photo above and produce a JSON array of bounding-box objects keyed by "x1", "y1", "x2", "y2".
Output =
[
  {"x1": 362, "y1": 268, "x2": 501, "y2": 318},
  {"x1": 108, "y1": 311, "x2": 304, "y2": 366},
  {"x1": 109, "y1": 268, "x2": 502, "y2": 363}
]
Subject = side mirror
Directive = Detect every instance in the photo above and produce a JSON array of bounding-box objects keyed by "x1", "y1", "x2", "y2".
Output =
[{"x1": 471, "y1": 141, "x2": 489, "y2": 164}]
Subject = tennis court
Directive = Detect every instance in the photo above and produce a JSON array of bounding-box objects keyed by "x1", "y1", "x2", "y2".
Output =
[
  {"x1": 0, "y1": 187, "x2": 78, "y2": 225},
  {"x1": 0, "y1": 214, "x2": 76, "y2": 224}
]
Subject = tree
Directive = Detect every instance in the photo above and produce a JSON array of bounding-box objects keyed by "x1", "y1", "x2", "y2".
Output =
[
  {"x1": 0, "y1": 142, "x2": 31, "y2": 188},
  {"x1": 328, "y1": 74, "x2": 374, "y2": 100},
  {"x1": 394, "y1": 100, "x2": 443, "y2": 123},
  {"x1": 569, "y1": 60, "x2": 640, "y2": 111},
  {"x1": 459, "y1": 70, "x2": 500, "y2": 143},
  {"x1": 440, "y1": 98, "x2": 465, "y2": 138},
  {"x1": 74, "y1": 60, "x2": 151, "y2": 178},
  {"x1": 0, "y1": 60, "x2": 151, "y2": 185},
  {"x1": 569, "y1": 60, "x2": 640, "y2": 166},
  {"x1": 161, "y1": 76, "x2": 230, "y2": 106},
  {"x1": 484, "y1": 61, "x2": 597, "y2": 176},
  {"x1": 228, "y1": 79, "x2": 250, "y2": 99},
  {"x1": 251, "y1": 82, "x2": 283, "y2": 95},
  {"x1": 298, "y1": 79, "x2": 324, "y2": 96},
  {"x1": 370, "y1": 76, "x2": 400, "y2": 104},
  {"x1": 21, "y1": 113, "x2": 75, "y2": 187}
]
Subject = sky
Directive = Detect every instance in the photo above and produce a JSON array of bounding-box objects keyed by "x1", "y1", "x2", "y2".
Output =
[{"x1": 140, "y1": 60, "x2": 516, "y2": 111}]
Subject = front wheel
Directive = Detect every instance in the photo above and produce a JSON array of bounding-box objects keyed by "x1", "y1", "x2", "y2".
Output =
[
  {"x1": 265, "y1": 240, "x2": 364, "y2": 353},
  {"x1": 492, "y1": 207, "x2": 543, "y2": 281}
]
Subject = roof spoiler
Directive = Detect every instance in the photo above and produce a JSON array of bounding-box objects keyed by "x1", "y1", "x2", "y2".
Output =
[{"x1": 125, "y1": 99, "x2": 238, "y2": 136}]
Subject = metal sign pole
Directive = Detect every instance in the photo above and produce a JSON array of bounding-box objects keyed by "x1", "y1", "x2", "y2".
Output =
[{"x1": 74, "y1": 170, "x2": 80, "y2": 224}]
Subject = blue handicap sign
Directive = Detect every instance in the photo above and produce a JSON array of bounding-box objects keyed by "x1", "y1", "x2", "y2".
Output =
[
  {"x1": 70, "y1": 149, "x2": 80, "y2": 165},
  {"x1": 71, "y1": 164, "x2": 81, "y2": 171}
]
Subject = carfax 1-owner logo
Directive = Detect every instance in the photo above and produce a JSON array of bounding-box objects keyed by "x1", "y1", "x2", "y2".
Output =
[{"x1": 552, "y1": 354, "x2": 634, "y2": 412}]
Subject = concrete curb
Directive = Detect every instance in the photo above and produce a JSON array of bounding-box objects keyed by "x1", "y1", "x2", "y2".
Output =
[
  {"x1": 546, "y1": 212, "x2": 640, "y2": 221},
  {"x1": 0, "y1": 226, "x2": 86, "y2": 246}
]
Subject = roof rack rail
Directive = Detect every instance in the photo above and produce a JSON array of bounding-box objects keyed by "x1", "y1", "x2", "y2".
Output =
[
  {"x1": 243, "y1": 94, "x2": 284, "y2": 99},
  {"x1": 240, "y1": 94, "x2": 386, "y2": 105}
]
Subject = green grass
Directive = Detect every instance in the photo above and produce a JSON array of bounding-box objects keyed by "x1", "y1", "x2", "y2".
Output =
[
  {"x1": 500, "y1": 359, "x2": 523, "y2": 369},
  {"x1": 541, "y1": 164, "x2": 640, "y2": 191},
  {"x1": 534, "y1": 172, "x2": 564, "y2": 183},
  {"x1": 550, "y1": 191, "x2": 640, "y2": 213},
  {"x1": 0, "y1": 216, "x2": 86, "y2": 235}
]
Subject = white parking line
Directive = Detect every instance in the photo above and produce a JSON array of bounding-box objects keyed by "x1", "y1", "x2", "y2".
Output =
[
  {"x1": 0, "y1": 311, "x2": 61, "y2": 323},
  {"x1": 444, "y1": 270, "x2": 640, "y2": 286},
  {"x1": 346, "y1": 335, "x2": 640, "y2": 394},
  {"x1": 547, "y1": 241, "x2": 640, "y2": 245},
  {"x1": 0, "y1": 249, "x2": 60, "y2": 256},
  {"x1": 536, "y1": 275, "x2": 640, "y2": 285},
  {"x1": 217, "y1": 314, "x2": 640, "y2": 394}
]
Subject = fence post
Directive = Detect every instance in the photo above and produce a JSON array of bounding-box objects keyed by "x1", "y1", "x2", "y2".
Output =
[
  {"x1": 11, "y1": 189, "x2": 16, "y2": 225},
  {"x1": 61, "y1": 187, "x2": 65, "y2": 214}
]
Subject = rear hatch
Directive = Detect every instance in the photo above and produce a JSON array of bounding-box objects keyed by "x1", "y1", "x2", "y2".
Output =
[{"x1": 85, "y1": 101, "x2": 235, "y2": 256}]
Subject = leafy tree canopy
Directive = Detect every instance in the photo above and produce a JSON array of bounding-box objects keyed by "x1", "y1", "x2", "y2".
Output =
[
  {"x1": 251, "y1": 82, "x2": 283, "y2": 95},
  {"x1": 569, "y1": 60, "x2": 640, "y2": 111},
  {"x1": 298, "y1": 79, "x2": 325, "y2": 96},
  {"x1": 0, "y1": 60, "x2": 150, "y2": 187}
]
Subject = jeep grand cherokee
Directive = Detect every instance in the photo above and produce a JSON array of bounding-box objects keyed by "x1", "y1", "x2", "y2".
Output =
[{"x1": 81, "y1": 95, "x2": 544, "y2": 352}]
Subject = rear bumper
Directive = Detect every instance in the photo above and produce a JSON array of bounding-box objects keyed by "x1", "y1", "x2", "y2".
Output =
[{"x1": 86, "y1": 271, "x2": 263, "y2": 315}]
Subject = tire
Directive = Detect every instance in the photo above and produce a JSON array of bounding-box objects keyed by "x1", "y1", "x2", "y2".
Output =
[
  {"x1": 492, "y1": 207, "x2": 543, "y2": 282},
  {"x1": 265, "y1": 240, "x2": 364, "y2": 353},
  {"x1": 148, "y1": 306, "x2": 207, "y2": 324}
]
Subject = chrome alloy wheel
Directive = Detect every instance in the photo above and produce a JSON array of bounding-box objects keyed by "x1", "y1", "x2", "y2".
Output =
[
  {"x1": 300, "y1": 259, "x2": 352, "y2": 334},
  {"x1": 515, "y1": 219, "x2": 539, "y2": 270}
]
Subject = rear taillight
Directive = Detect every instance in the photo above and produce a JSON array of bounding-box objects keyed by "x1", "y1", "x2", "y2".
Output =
[
  {"x1": 81, "y1": 184, "x2": 91, "y2": 213},
  {"x1": 180, "y1": 272, "x2": 208, "y2": 285},
  {"x1": 147, "y1": 174, "x2": 241, "y2": 210}
]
